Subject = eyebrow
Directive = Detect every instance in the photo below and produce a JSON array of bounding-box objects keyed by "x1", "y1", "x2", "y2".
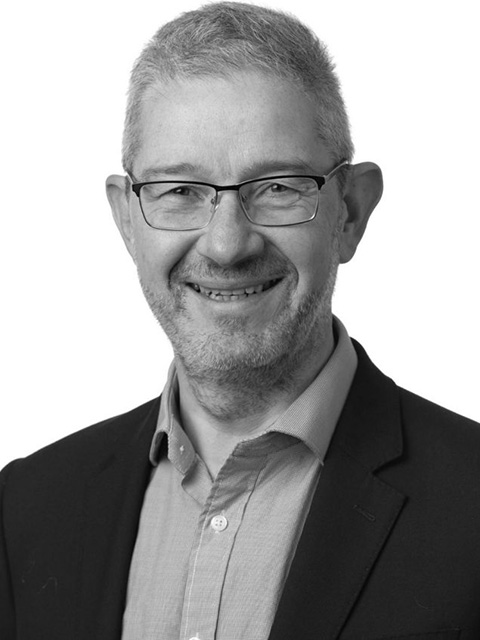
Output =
[
  {"x1": 243, "y1": 159, "x2": 317, "y2": 178},
  {"x1": 137, "y1": 158, "x2": 318, "y2": 183},
  {"x1": 138, "y1": 163, "x2": 199, "y2": 181}
]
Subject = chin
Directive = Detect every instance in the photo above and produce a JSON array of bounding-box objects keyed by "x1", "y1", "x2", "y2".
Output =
[{"x1": 166, "y1": 291, "x2": 332, "y2": 386}]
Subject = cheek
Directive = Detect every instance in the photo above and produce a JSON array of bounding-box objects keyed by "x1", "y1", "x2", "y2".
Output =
[
  {"x1": 284, "y1": 224, "x2": 337, "y2": 296},
  {"x1": 132, "y1": 224, "x2": 195, "y2": 288},
  {"x1": 298, "y1": 244, "x2": 333, "y2": 292}
]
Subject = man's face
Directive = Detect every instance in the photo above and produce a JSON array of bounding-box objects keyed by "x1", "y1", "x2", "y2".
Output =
[{"x1": 114, "y1": 72, "x2": 348, "y2": 381}]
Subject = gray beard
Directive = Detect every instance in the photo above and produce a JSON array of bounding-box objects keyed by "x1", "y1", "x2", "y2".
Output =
[{"x1": 140, "y1": 243, "x2": 339, "y2": 421}]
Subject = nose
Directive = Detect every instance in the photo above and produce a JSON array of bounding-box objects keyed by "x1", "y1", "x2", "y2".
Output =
[{"x1": 195, "y1": 191, "x2": 265, "y2": 267}]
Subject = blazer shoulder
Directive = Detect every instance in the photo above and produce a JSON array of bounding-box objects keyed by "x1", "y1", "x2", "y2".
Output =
[
  {"x1": 1, "y1": 397, "x2": 160, "y2": 489},
  {"x1": 345, "y1": 340, "x2": 480, "y2": 473},
  {"x1": 399, "y1": 386, "x2": 480, "y2": 442},
  {"x1": 383, "y1": 387, "x2": 480, "y2": 498}
]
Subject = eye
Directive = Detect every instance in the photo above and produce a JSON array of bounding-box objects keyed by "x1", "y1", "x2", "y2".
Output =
[
  {"x1": 268, "y1": 183, "x2": 292, "y2": 193},
  {"x1": 142, "y1": 183, "x2": 209, "y2": 202},
  {"x1": 168, "y1": 186, "x2": 194, "y2": 197},
  {"x1": 252, "y1": 179, "x2": 304, "y2": 203}
]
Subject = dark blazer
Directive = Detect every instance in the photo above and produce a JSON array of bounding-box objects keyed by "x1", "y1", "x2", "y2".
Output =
[{"x1": 1, "y1": 341, "x2": 480, "y2": 640}]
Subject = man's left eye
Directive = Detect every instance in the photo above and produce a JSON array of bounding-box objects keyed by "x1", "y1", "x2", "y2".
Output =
[
  {"x1": 269, "y1": 183, "x2": 290, "y2": 192},
  {"x1": 171, "y1": 186, "x2": 191, "y2": 196}
]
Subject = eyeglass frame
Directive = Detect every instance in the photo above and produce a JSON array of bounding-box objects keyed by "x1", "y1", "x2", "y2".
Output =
[{"x1": 127, "y1": 159, "x2": 349, "y2": 231}]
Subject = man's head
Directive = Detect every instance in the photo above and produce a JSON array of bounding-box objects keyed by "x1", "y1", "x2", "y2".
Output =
[{"x1": 106, "y1": 2, "x2": 383, "y2": 413}]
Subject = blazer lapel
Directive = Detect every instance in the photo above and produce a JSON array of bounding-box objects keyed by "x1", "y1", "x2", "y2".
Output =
[
  {"x1": 75, "y1": 398, "x2": 160, "y2": 640},
  {"x1": 269, "y1": 342, "x2": 406, "y2": 640}
]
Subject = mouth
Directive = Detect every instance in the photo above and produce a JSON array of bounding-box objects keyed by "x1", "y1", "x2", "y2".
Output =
[{"x1": 186, "y1": 278, "x2": 282, "y2": 302}]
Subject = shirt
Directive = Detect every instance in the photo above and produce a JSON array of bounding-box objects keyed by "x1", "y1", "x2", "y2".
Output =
[{"x1": 121, "y1": 317, "x2": 357, "y2": 640}]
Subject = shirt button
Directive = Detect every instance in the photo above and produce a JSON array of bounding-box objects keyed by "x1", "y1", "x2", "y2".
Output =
[{"x1": 210, "y1": 514, "x2": 228, "y2": 532}]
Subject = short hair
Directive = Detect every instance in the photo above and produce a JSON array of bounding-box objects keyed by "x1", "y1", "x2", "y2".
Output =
[{"x1": 122, "y1": 1, "x2": 354, "y2": 173}]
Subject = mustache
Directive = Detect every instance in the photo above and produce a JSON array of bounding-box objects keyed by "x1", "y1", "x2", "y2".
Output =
[{"x1": 172, "y1": 252, "x2": 295, "y2": 283}]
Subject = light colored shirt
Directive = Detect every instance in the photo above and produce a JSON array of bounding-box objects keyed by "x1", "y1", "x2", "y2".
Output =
[{"x1": 122, "y1": 317, "x2": 357, "y2": 640}]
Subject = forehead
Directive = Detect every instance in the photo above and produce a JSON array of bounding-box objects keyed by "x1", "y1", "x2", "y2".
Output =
[{"x1": 135, "y1": 72, "x2": 332, "y2": 181}]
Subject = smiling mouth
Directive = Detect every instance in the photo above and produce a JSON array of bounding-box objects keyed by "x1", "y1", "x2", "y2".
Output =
[{"x1": 187, "y1": 278, "x2": 282, "y2": 301}]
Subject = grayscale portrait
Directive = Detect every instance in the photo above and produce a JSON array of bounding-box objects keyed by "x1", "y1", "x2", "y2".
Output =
[{"x1": 1, "y1": 2, "x2": 479, "y2": 638}]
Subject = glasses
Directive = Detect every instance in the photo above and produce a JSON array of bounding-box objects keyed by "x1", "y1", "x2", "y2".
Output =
[{"x1": 128, "y1": 160, "x2": 348, "y2": 231}]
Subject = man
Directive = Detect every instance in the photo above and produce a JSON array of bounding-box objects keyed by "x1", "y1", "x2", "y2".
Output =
[{"x1": 1, "y1": 2, "x2": 479, "y2": 639}]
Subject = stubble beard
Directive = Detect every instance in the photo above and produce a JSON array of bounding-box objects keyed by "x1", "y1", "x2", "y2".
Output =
[{"x1": 140, "y1": 241, "x2": 340, "y2": 421}]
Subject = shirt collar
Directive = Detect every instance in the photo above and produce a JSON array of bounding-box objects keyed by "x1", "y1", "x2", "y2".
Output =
[
  {"x1": 149, "y1": 316, "x2": 357, "y2": 466},
  {"x1": 149, "y1": 366, "x2": 196, "y2": 472},
  {"x1": 266, "y1": 316, "x2": 357, "y2": 460}
]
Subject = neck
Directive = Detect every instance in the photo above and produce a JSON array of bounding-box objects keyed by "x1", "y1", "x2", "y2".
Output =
[{"x1": 175, "y1": 323, "x2": 335, "y2": 476}]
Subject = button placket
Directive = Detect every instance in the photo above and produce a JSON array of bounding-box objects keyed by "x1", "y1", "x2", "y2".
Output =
[{"x1": 181, "y1": 454, "x2": 267, "y2": 640}]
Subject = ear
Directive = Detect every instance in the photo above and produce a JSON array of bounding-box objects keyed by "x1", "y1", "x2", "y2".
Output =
[
  {"x1": 106, "y1": 174, "x2": 136, "y2": 262},
  {"x1": 338, "y1": 161, "x2": 383, "y2": 263}
]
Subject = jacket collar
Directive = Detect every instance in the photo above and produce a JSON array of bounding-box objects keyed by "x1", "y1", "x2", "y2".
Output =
[
  {"x1": 75, "y1": 397, "x2": 160, "y2": 639},
  {"x1": 330, "y1": 339, "x2": 403, "y2": 472},
  {"x1": 269, "y1": 340, "x2": 406, "y2": 640}
]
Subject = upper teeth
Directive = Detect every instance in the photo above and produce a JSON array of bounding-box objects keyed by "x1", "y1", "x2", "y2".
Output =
[{"x1": 190, "y1": 280, "x2": 277, "y2": 298}]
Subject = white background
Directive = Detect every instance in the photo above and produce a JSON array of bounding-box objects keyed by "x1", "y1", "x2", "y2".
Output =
[{"x1": 1, "y1": 0, "x2": 479, "y2": 470}]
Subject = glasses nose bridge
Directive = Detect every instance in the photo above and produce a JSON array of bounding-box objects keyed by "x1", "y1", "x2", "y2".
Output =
[{"x1": 211, "y1": 183, "x2": 247, "y2": 216}]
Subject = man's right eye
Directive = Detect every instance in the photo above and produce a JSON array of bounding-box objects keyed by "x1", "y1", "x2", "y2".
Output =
[
  {"x1": 167, "y1": 186, "x2": 192, "y2": 197},
  {"x1": 144, "y1": 184, "x2": 196, "y2": 200}
]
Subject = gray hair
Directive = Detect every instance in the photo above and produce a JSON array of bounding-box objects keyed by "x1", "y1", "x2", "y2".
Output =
[{"x1": 122, "y1": 1, "x2": 354, "y2": 173}]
